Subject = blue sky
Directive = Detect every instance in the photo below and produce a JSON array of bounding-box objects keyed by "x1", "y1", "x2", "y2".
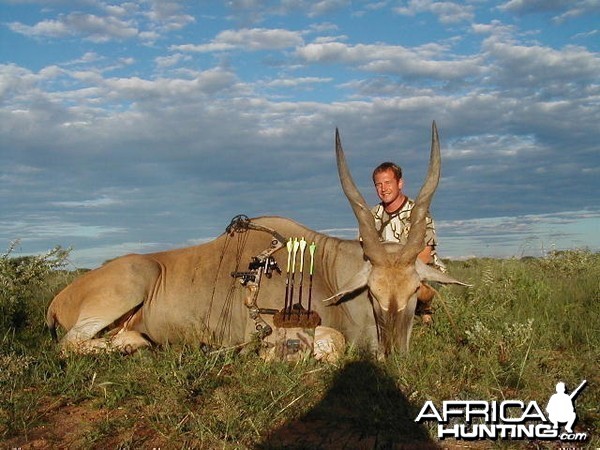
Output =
[{"x1": 1, "y1": 0, "x2": 599, "y2": 268}]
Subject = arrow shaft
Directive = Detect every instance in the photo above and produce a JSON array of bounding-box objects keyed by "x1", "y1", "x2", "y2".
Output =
[
  {"x1": 298, "y1": 272, "x2": 304, "y2": 308},
  {"x1": 307, "y1": 273, "x2": 313, "y2": 314},
  {"x1": 288, "y1": 272, "x2": 296, "y2": 318}
]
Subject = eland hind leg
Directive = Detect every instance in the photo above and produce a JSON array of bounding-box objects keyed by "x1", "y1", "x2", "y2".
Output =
[{"x1": 56, "y1": 254, "x2": 162, "y2": 353}]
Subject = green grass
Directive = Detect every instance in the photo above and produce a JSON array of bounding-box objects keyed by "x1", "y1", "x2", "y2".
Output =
[{"x1": 1, "y1": 247, "x2": 598, "y2": 448}]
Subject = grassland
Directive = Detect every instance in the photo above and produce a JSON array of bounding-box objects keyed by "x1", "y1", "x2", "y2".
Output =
[{"x1": 1, "y1": 245, "x2": 598, "y2": 449}]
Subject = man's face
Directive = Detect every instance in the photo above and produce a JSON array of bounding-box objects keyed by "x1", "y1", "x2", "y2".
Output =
[{"x1": 374, "y1": 169, "x2": 403, "y2": 206}]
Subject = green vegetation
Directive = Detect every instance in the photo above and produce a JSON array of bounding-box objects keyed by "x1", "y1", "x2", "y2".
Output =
[{"x1": 1, "y1": 245, "x2": 598, "y2": 448}]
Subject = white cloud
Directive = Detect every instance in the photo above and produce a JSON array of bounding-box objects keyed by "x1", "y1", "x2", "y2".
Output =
[
  {"x1": 143, "y1": 0, "x2": 195, "y2": 29},
  {"x1": 307, "y1": 0, "x2": 351, "y2": 17},
  {"x1": 9, "y1": 13, "x2": 139, "y2": 42},
  {"x1": 498, "y1": 0, "x2": 600, "y2": 22},
  {"x1": 0, "y1": 63, "x2": 37, "y2": 97},
  {"x1": 0, "y1": 219, "x2": 125, "y2": 240},
  {"x1": 90, "y1": 67, "x2": 238, "y2": 102},
  {"x1": 221, "y1": 0, "x2": 350, "y2": 22},
  {"x1": 222, "y1": 28, "x2": 303, "y2": 49},
  {"x1": 155, "y1": 53, "x2": 190, "y2": 68},
  {"x1": 6, "y1": 1, "x2": 197, "y2": 44},
  {"x1": 296, "y1": 41, "x2": 482, "y2": 79},
  {"x1": 172, "y1": 28, "x2": 304, "y2": 53},
  {"x1": 394, "y1": 0, "x2": 475, "y2": 24},
  {"x1": 8, "y1": 18, "x2": 70, "y2": 38},
  {"x1": 265, "y1": 76, "x2": 333, "y2": 88},
  {"x1": 51, "y1": 196, "x2": 123, "y2": 208},
  {"x1": 483, "y1": 39, "x2": 600, "y2": 86},
  {"x1": 170, "y1": 42, "x2": 237, "y2": 53},
  {"x1": 438, "y1": 209, "x2": 600, "y2": 258},
  {"x1": 307, "y1": 22, "x2": 340, "y2": 34}
]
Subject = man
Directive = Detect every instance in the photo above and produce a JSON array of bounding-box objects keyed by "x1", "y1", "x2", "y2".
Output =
[{"x1": 371, "y1": 162, "x2": 446, "y2": 324}]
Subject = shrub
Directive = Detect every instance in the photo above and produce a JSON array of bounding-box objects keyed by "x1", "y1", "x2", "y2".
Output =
[{"x1": 0, "y1": 241, "x2": 70, "y2": 334}]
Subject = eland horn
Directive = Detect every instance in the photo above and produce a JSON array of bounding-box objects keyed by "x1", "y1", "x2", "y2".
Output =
[
  {"x1": 335, "y1": 129, "x2": 387, "y2": 266},
  {"x1": 397, "y1": 121, "x2": 441, "y2": 264}
]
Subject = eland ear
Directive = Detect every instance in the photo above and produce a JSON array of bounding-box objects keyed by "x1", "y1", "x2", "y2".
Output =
[
  {"x1": 323, "y1": 261, "x2": 371, "y2": 305},
  {"x1": 415, "y1": 259, "x2": 471, "y2": 286}
]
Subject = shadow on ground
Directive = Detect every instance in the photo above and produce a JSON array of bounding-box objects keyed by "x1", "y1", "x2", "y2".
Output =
[{"x1": 257, "y1": 359, "x2": 439, "y2": 450}]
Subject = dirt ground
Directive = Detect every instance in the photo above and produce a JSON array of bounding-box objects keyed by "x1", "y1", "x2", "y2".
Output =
[{"x1": 4, "y1": 401, "x2": 493, "y2": 450}]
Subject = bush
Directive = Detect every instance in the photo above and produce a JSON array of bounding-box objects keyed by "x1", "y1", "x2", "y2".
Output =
[{"x1": 0, "y1": 241, "x2": 70, "y2": 334}]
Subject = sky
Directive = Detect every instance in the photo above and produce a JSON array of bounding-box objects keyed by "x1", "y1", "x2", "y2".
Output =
[{"x1": 1, "y1": 0, "x2": 599, "y2": 269}]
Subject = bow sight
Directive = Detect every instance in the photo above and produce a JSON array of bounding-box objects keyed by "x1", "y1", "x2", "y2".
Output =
[{"x1": 231, "y1": 255, "x2": 281, "y2": 285}]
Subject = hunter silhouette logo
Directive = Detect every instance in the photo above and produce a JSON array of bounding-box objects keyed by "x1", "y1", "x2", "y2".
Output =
[
  {"x1": 415, "y1": 379, "x2": 589, "y2": 442},
  {"x1": 546, "y1": 380, "x2": 587, "y2": 434}
]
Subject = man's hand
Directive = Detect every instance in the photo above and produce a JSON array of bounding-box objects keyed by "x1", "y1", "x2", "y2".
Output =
[{"x1": 417, "y1": 245, "x2": 433, "y2": 265}]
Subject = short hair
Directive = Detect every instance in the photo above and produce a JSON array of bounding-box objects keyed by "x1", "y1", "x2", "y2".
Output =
[{"x1": 372, "y1": 162, "x2": 402, "y2": 182}]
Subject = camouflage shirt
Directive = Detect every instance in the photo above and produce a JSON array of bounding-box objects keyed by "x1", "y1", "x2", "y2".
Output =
[{"x1": 371, "y1": 198, "x2": 446, "y2": 271}]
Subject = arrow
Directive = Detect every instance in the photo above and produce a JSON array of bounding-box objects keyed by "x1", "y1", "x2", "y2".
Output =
[
  {"x1": 284, "y1": 238, "x2": 293, "y2": 316},
  {"x1": 307, "y1": 241, "x2": 316, "y2": 315},
  {"x1": 297, "y1": 237, "x2": 307, "y2": 310},
  {"x1": 288, "y1": 238, "x2": 300, "y2": 318}
]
